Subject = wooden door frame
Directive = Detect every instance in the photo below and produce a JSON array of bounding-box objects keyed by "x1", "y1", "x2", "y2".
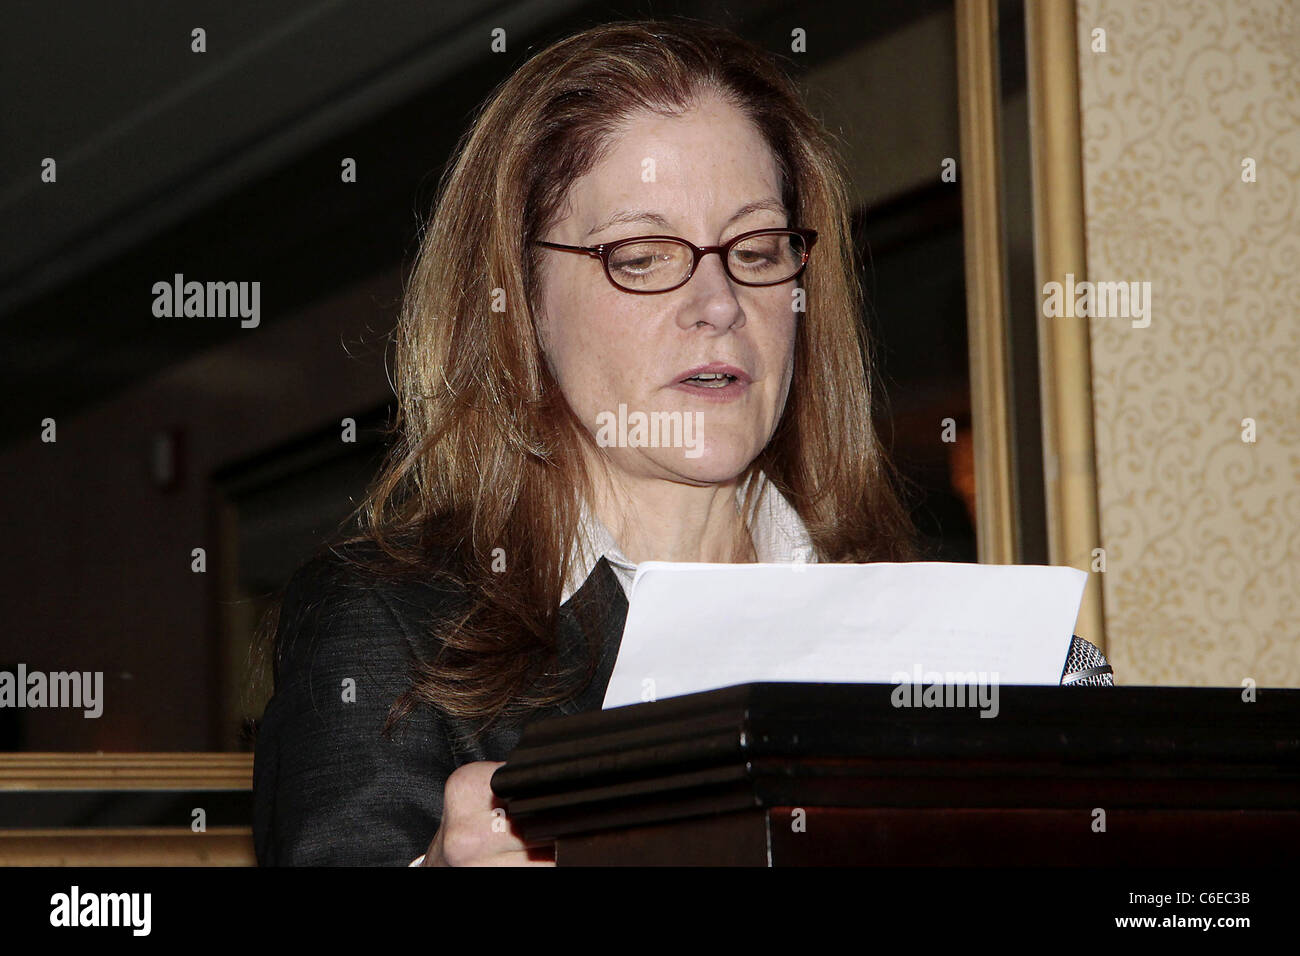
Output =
[{"x1": 956, "y1": 0, "x2": 1105, "y2": 649}]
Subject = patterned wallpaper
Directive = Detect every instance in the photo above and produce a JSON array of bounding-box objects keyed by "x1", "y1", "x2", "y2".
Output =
[{"x1": 1075, "y1": 0, "x2": 1299, "y2": 686}]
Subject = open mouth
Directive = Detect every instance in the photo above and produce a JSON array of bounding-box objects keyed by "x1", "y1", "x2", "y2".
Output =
[{"x1": 680, "y1": 372, "x2": 739, "y2": 388}]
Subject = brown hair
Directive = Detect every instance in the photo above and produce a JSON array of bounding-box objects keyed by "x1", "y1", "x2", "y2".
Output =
[{"x1": 286, "y1": 16, "x2": 919, "y2": 741}]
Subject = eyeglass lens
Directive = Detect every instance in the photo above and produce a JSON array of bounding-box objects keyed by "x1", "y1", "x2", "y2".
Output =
[{"x1": 606, "y1": 231, "x2": 808, "y2": 292}]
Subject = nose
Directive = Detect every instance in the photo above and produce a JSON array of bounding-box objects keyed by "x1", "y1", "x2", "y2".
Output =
[{"x1": 675, "y1": 251, "x2": 747, "y2": 332}]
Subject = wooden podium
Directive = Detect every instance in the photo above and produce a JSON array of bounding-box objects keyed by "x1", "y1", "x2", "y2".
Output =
[{"x1": 492, "y1": 683, "x2": 1300, "y2": 865}]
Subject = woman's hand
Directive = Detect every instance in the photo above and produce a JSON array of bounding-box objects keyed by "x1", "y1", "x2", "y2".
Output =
[{"x1": 422, "y1": 761, "x2": 555, "y2": 866}]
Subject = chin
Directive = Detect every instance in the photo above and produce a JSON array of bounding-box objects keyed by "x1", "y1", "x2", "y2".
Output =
[{"x1": 651, "y1": 438, "x2": 759, "y2": 485}]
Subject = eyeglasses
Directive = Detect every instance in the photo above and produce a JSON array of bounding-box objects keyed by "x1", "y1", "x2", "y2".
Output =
[{"x1": 532, "y1": 227, "x2": 818, "y2": 294}]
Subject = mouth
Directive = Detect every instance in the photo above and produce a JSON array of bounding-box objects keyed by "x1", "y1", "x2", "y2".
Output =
[
  {"x1": 671, "y1": 363, "x2": 752, "y2": 402},
  {"x1": 673, "y1": 363, "x2": 751, "y2": 386},
  {"x1": 680, "y1": 371, "x2": 739, "y2": 388}
]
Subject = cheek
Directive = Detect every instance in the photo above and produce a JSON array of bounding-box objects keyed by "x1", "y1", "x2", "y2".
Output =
[
  {"x1": 764, "y1": 303, "x2": 798, "y2": 379},
  {"x1": 764, "y1": 308, "x2": 799, "y2": 420},
  {"x1": 541, "y1": 286, "x2": 641, "y2": 412},
  {"x1": 539, "y1": 277, "x2": 588, "y2": 383}
]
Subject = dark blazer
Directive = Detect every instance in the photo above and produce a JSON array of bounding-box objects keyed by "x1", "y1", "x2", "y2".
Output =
[{"x1": 252, "y1": 541, "x2": 1113, "y2": 866}]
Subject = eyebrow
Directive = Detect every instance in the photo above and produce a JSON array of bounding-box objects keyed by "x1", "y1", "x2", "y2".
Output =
[{"x1": 585, "y1": 198, "x2": 787, "y2": 239}]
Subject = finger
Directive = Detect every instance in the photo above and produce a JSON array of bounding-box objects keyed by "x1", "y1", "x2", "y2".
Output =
[
  {"x1": 524, "y1": 844, "x2": 555, "y2": 863},
  {"x1": 468, "y1": 853, "x2": 556, "y2": 867},
  {"x1": 473, "y1": 804, "x2": 531, "y2": 852},
  {"x1": 484, "y1": 795, "x2": 541, "y2": 849}
]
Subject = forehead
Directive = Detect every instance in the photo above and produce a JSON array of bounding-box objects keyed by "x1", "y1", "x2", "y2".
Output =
[{"x1": 567, "y1": 96, "x2": 783, "y2": 223}]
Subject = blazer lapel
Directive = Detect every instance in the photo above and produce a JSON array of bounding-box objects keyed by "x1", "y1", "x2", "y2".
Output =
[{"x1": 555, "y1": 557, "x2": 629, "y2": 716}]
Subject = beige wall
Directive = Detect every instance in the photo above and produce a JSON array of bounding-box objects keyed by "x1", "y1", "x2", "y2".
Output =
[{"x1": 1076, "y1": 0, "x2": 1299, "y2": 686}]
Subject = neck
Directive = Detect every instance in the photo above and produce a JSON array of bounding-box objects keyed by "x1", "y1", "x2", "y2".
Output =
[{"x1": 585, "y1": 460, "x2": 757, "y2": 565}]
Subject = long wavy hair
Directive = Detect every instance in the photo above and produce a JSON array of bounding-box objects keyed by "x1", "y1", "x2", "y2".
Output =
[{"x1": 269, "y1": 16, "x2": 920, "y2": 743}]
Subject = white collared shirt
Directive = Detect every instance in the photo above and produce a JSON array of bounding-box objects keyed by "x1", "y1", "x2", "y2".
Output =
[{"x1": 560, "y1": 470, "x2": 818, "y2": 605}]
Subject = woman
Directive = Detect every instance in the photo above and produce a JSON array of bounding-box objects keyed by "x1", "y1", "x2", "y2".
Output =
[{"x1": 252, "y1": 17, "x2": 1111, "y2": 868}]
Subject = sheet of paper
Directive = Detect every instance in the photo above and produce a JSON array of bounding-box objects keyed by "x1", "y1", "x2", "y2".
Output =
[{"x1": 602, "y1": 561, "x2": 1089, "y2": 710}]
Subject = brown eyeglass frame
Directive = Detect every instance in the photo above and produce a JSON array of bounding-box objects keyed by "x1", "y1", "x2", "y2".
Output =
[{"x1": 532, "y1": 226, "x2": 818, "y2": 294}]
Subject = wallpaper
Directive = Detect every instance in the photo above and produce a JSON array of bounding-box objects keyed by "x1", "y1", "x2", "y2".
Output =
[{"x1": 1075, "y1": 0, "x2": 1299, "y2": 686}]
